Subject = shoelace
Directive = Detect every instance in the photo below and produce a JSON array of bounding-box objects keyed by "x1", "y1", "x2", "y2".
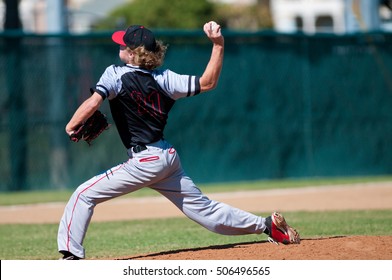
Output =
[{"x1": 267, "y1": 237, "x2": 279, "y2": 245}]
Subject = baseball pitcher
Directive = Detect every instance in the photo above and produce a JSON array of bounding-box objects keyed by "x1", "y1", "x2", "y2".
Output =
[{"x1": 57, "y1": 21, "x2": 300, "y2": 260}]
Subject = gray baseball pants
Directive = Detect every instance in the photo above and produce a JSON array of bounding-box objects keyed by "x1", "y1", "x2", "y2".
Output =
[{"x1": 57, "y1": 139, "x2": 266, "y2": 258}]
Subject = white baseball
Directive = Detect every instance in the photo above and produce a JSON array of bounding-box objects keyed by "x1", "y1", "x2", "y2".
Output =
[{"x1": 210, "y1": 22, "x2": 218, "y2": 32}]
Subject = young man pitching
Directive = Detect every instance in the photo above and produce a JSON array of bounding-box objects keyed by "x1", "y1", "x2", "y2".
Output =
[{"x1": 58, "y1": 21, "x2": 300, "y2": 260}]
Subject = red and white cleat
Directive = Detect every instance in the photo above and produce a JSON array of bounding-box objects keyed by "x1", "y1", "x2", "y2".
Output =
[{"x1": 265, "y1": 212, "x2": 300, "y2": 245}]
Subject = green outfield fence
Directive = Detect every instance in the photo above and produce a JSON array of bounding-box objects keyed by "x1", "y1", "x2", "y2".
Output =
[{"x1": 1, "y1": 30, "x2": 392, "y2": 191}]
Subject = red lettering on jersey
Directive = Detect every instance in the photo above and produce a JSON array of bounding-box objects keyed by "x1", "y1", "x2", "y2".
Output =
[{"x1": 130, "y1": 90, "x2": 164, "y2": 119}]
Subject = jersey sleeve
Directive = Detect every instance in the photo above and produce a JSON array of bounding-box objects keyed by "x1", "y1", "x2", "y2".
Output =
[
  {"x1": 154, "y1": 69, "x2": 200, "y2": 100},
  {"x1": 91, "y1": 65, "x2": 121, "y2": 100}
]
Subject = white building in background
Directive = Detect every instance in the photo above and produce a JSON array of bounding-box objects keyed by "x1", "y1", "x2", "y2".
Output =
[
  {"x1": 271, "y1": 0, "x2": 346, "y2": 34},
  {"x1": 270, "y1": 0, "x2": 392, "y2": 34}
]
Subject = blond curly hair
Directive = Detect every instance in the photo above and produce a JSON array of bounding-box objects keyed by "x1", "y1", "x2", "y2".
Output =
[{"x1": 128, "y1": 40, "x2": 168, "y2": 70}]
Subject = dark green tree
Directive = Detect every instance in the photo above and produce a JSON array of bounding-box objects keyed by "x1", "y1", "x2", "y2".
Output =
[{"x1": 93, "y1": 0, "x2": 215, "y2": 30}]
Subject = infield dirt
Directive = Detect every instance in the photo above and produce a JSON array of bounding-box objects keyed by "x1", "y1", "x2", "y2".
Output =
[{"x1": 126, "y1": 236, "x2": 392, "y2": 260}]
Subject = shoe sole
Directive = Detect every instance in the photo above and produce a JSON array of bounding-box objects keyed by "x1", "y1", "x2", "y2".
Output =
[{"x1": 271, "y1": 212, "x2": 300, "y2": 244}]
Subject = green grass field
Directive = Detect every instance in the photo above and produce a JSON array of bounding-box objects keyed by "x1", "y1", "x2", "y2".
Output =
[{"x1": 0, "y1": 176, "x2": 391, "y2": 260}]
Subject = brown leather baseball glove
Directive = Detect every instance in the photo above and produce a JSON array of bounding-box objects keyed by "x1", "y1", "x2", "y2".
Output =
[{"x1": 69, "y1": 110, "x2": 110, "y2": 145}]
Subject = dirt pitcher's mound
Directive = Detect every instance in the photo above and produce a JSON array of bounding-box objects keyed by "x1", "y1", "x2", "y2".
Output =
[{"x1": 125, "y1": 236, "x2": 392, "y2": 260}]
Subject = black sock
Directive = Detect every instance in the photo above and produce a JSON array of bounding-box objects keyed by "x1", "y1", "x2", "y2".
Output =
[{"x1": 264, "y1": 216, "x2": 272, "y2": 235}]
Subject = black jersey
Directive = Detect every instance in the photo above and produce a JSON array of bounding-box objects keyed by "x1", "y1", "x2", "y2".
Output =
[{"x1": 92, "y1": 65, "x2": 200, "y2": 148}]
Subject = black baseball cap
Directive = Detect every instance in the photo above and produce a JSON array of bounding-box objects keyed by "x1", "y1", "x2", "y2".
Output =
[{"x1": 112, "y1": 25, "x2": 157, "y2": 52}]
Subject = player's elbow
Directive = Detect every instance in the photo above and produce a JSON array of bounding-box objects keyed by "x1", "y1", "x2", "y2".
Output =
[
  {"x1": 201, "y1": 84, "x2": 217, "y2": 93},
  {"x1": 200, "y1": 78, "x2": 218, "y2": 92}
]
